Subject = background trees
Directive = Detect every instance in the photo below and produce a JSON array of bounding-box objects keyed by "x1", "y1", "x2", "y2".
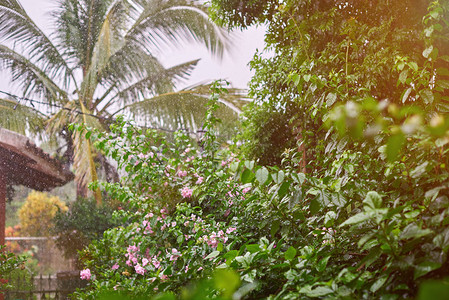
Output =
[
  {"x1": 0, "y1": 0, "x2": 239, "y2": 198},
  {"x1": 211, "y1": 0, "x2": 449, "y2": 169}
]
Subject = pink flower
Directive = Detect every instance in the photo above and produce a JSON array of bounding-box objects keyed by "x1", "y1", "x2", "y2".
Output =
[
  {"x1": 226, "y1": 227, "x2": 237, "y2": 234},
  {"x1": 207, "y1": 238, "x2": 219, "y2": 248},
  {"x1": 135, "y1": 264, "x2": 145, "y2": 275},
  {"x1": 177, "y1": 170, "x2": 188, "y2": 177},
  {"x1": 112, "y1": 263, "x2": 119, "y2": 270},
  {"x1": 142, "y1": 258, "x2": 149, "y2": 267},
  {"x1": 185, "y1": 148, "x2": 191, "y2": 153},
  {"x1": 242, "y1": 187, "x2": 251, "y2": 194},
  {"x1": 152, "y1": 260, "x2": 161, "y2": 269},
  {"x1": 164, "y1": 182, "x2": 168, "y2": 186},
  {"x1": 181, "y1": 186, "x2": 193, "y2": 198},
  {"x1": 80, "y1": 269, "x2": 91, "y2": 280},
  {"x1": 196, "y1": 177, "x2": 204, "y2": 184},
  {"x1": 170, "y1": 248, "x2": 181, "y2": 261}
]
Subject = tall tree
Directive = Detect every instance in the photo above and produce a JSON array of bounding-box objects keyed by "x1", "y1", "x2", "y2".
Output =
[
  {"x1": 0, "y1": 0, "x2": 240, "y2": 200},
  {"x1": 211, "y1": 0, "x2": 449, "y2": 168}
]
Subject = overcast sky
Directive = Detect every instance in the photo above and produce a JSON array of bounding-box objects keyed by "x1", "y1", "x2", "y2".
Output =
[{"x1": 0, "y1": 0, "x2": 266, "y2": 95}]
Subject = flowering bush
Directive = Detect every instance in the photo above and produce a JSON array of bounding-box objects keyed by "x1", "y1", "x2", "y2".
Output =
[
  {"x1": 73, "y1": 78, "x2": 449, "y2": 299},
  {"x1": 0, "y1": 245, "x2": 26, "y2": 292}
]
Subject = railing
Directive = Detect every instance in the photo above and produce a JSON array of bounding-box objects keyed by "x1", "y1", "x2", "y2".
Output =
[{"x1": 4, "y1": 271, "x2": 85, "y2": 300}]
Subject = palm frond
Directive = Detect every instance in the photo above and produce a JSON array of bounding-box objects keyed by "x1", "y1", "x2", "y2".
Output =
[
  {"x1": 113, "y1": 84, "x2": 244, "y2": 136},
  {"x1": 0, "y1": 0, "x2": 75, "y2": 88},
  {"x1": 0, "y1": 97, "x2": 46, "y2": 135},
  {"x1": 104, "y1": 58, "x2": 199, "y2": 107},
  {"x1": 53, "y1": 0, "x2": 118, "y2": 72},
  {"x1": 0, "y1": 45, "x2": 68, "y2": 102},
  {"x1": 124, "y1": 0, "x2": 231, "y2": 58},
  {"x1": 46, "y1": 100, "x2": 104, "y2": 191}
]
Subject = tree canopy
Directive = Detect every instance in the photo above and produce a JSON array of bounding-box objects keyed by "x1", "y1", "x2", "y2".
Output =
[{"x1": 0, "y1": 0, "x2": 241, "y2": 198}]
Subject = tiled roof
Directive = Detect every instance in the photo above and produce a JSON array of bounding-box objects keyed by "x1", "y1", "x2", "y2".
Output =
[{"x1": 0, "y1": 128, "x2": 74, "y2": 191}]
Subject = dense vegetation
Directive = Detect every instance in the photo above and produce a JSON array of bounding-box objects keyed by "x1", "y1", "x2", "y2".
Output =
[{"x1": 4, "y1": 0, "x2": 449, "y2": 299}]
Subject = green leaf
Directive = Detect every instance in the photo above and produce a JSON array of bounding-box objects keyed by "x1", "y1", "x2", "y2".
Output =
[
  {"x1": 417, "y1": 280, "x2": 449, "y2": 300},
  {"x1": 244, "y1": 160, "x2": 255, "y2": 170},
  {"x1": 278, "y1": 181, "x2": 290, "y2": 198},
  {"x1": 299, "y1": 286, "x2": 333, "y2": 297},
  {"x1": 271, "y1": 220, "x2": 281, "y2": 237},
  {"x1": 316, "y1": 256, "x2": 330, "y2": 272},
  {"x1": 410, "y1": 162, "x2": 429, "y2": 179},
  {"x1": 246, "y1": 244, "x2": 260, "y2": 253},
  {"x1": 419, "y1": 89, "x2": 434, "y2": 104},
  {"x1": 291, "y1": 73, "x2": 301, "y2": 85},
  {"x1": 437, "y1": 80, "x2": 449, "y2": 90},
  {"x1": 255, "y1": 167, "x2": 269, "y2": 185},
  {"x1": 408, "y1": 62, "x2": 419, "y2": 71},
  {"x1": 402, "y1": 88, "x2": 412, "y2": 103},
  {"x1": 310, "y1": 199, "x2": 321, "y2": 215},
  {"x1": 363, "y1": 191, "x2": 383, "y2": 210},
  {"x1": 423, "y1": 45, "x2": 434, "y2": 58},
  {"x1": 400, "y1": 223, "x2": 432, "y2": 240},
  {"x1": 324, "y1": 211, "x2": 337, "y2": 227},
  {"x1": 340, "y1": 212, "x2": 372, "y2": 227},
  {"x1": 386, "y1": 132, "x2": 405, "y2": 162},
  {"x1": 272, "y1": 170, "x2": 285, "y2": 184},
  {"x1": 205, "y1": 251, "x2": 220, "y2": 260},
  {"x1": 224, "y1": 250, "x2": 239, "y2": 263},
  {"x1": 213, "y1": 269, "x2": 241, "y2": 298},
  {"x1": 399, "y1": 70, "x2": 408, "y2": 84},
  {"x1": 414, "y1": 262, "x2": 441, "y2": 279},
  {"x1": 437, "y1": 68, "x2": 449, "y2": 76},
  {"x1": 371, "y1": 275, "x2": 389, "y2": 293},
  {"x1": 241, "y1": 169, "x2": 255, "y2": 184},
  {"x1": 285, "y1": 246, "x2": 297, "y2": 261},
  {"x1": 326, "y1": 93, "x2": 337, "y2": 107},
  {"x1": 360, "y1": 246, "x2": 382, "y2": 268}
]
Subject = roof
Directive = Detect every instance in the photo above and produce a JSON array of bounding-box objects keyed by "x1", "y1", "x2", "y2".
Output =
[{"x1": 0, "y1": 128, "x2": 74, "y2": 191}]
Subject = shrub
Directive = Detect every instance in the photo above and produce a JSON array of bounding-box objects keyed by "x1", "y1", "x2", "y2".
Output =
[
  {"x1": 52, "y1": 197, "x2": 121, "y2": 267},
  {"x1": 18, "y1": 191, "x2": 67, "y2": 237}
]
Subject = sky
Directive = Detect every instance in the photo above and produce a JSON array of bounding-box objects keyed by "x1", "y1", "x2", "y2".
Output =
[{"x1": 0, "y1": 0, "x2": 266, "y2": 95}]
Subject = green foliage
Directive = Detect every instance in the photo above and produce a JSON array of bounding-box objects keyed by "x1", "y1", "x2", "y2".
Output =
[
  {"x1": 64, "y1": 0, "x2": 449, "y2": 298},
  {"x1": 0, "y1": 0, "x2": 236, "y2": 195},
  {"x1": 0, "y1": 245, "x2": 26, "y2": 291},
  {"x1": 52, "y1": 197, "x2": 120, "y2": 265}
]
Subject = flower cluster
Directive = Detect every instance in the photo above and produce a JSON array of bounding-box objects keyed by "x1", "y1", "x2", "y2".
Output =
[
  {"x1": 181, "y1": 186, "x2": 193, "y2": 198},
  {"x1": 80, "y1": 268, "x2": 91, "y2": 280}
]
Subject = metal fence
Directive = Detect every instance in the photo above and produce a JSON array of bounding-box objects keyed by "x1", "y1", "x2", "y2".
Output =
[{"x1": 4, "y1": 271, "x2": 86, "y2": 300}]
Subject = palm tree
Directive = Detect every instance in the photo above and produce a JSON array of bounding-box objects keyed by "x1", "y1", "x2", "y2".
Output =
[{"x1": 0, "y1": 0, "x2": 242, "y2": 202}]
